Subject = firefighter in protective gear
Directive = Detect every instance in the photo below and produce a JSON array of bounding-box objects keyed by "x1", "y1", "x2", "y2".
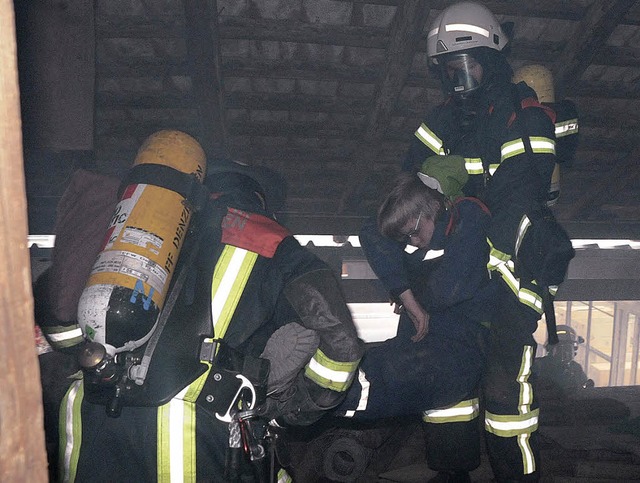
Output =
[
  {"x1": 58, "y1": 158, "x2": 364, "y2": 482},
  {"x1": 535, "y1": 325, "x2": 594, "y2": 397},
  {"x1": 400, "y1": 2, "x2": 574, "y2": 481},
  {"x1": 336, "y1": 172, "x2": 496, "y2": 482}
]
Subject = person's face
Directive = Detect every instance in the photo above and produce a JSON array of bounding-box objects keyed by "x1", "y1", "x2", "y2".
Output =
[
  {"x1": 445, "y1": 55, "x2": 483, "y2": 85},
  {"x1": 401, "y1": 212, "x2": 436, "y2": 249}
]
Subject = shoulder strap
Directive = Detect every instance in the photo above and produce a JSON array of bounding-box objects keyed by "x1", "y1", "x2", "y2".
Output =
[
  {"x1": 128, "y1": 208, "x2": 213, "y2": 385},
  {"x1": 507, "y1": 85, "x2": 556, "y2": 129},
  {"x1": 445, "y1": 196, "x2": 491, "y2": 235}
]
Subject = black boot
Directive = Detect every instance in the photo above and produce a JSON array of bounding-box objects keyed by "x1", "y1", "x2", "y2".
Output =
[{"x1": 428, "y1": 470, "x2": 471, "y2": 483}]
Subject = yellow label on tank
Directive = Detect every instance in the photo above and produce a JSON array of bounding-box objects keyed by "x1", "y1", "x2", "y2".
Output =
[{"x1": 86, "y1": 183, "x2": 192, "y2": 308}]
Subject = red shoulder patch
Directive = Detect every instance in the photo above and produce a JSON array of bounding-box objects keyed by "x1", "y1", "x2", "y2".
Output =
[{"x1": 221, "y1": 208, "x2": 291, "y2": 258}]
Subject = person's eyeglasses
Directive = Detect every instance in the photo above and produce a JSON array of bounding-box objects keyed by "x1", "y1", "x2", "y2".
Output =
[{"x1": 403, "y1": 212, "x2": 422, "y2": 243}]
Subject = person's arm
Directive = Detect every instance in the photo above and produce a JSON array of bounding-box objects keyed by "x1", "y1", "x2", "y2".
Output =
[
  {"x1": 360, "y1": 218, "x2": 429, "y2": 341},
  {"x1": 359, "y1": 217, "x2": 419, "y2": 301},
  {"x1": 402, "y1": 110, "x2": 446, "y2": 173},
  {"x1": 486, "y1": 103, "x2": 557, "y2": 258},
  {"x1": 398, "y1": 288, "x2": 429, "y2": 342},
  {"x1": 263, "y1": 243, "x2": 364, "y2": 426}
]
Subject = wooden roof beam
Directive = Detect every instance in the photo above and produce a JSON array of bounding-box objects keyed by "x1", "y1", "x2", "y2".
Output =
[
  {"x1": 553, "y1": 0, "x2": 637, "y2": 99},
  {"x1": 337, "y1": 0, "x2": 431, "y2": 213},
  {"x1": 183, "y1": 0, "x2": 228, "y2": 159}
]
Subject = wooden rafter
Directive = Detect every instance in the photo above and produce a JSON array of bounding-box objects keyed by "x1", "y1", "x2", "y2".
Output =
[
  {"x1": 183, "y1": 0, "x2": 228, "y2": 159},
  {"x1": 553, "y1": 0, "x2": 637, "y2": 99},
  {"x1": 337, "y1": 0, "x2": 431, "y2": 214}
]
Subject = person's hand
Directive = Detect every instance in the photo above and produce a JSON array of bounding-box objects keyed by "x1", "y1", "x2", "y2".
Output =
[
  {"x1": 406, "y1": 306, "x2": 429, "y2": 342},
  {"x1": 398, "y1": 289, "x2": 430, "y2": 342}
]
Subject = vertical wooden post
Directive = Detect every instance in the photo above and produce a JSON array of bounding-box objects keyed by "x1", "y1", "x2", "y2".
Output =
[{"x1": 0, "y1": 1, "x2": 48, "y2": 481}]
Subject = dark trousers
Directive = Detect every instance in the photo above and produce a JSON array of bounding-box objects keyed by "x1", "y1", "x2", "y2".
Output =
[
  {"x1": 482, "y1": 281, "x2": 541, "y2": 482},
  {"x1": 60, "y1": 384, "x2": 232, "y2": 483}
]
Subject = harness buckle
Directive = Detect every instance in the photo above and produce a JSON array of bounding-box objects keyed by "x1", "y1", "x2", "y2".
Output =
[
  {"x1": 199, "y1": 338, "x2": 219, "y2": 363},
  {"x1": 215, "y1": 374, "x2": 257, "y2": 423}
]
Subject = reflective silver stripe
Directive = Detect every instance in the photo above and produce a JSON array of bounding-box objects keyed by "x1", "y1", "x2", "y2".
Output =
[
  {"x1": 423, "y1": 398, "x2": 480, "y2": 423},
  {"x1": 305, "y1": 348, "x2": 360, "y2": 391},
  {"x1": 488, "y1": 241, "x2": 544, "y2": 313},
  {"x1": 501, "y1": 136, "x2": 556, "y2": 162},
  {"x1": 514, "y1": 215, "x2": 532, "y2": 257},
  {"x1": 529, "y1": 137, "x2": 556, "y2": 154},
  {"x1": 501, "y1": 139, "x2": 525, "y2": 160},
  {"x1": 423, "y1": 249, "x2": 444, "y2": 260},
  {"x1": 277, "y1": 468, "x2": 293, "y2": 483},
  {"x1": 488, "y1": 163, "x2": 499, "y2": 176},
  {"x1": 485, "y1": 410, "x2": 539, "y2": 436},
  {"x1": 415, "y1": 123, "x2": 445, "y2": 155},
  {"x1": 497, "y1": 261, "x2": 543, "y2": 313},
  {"x1": 555, "y1": 119, "x2": 578, "y2": 138},
  {"x1": 343, "y1": 368, "x2": 371, "y2": 418},
  {"x1": 465, "y1": 158, "x2": 483, "y2": 174},
  {"x1": 484, "y1": 346, "x2": 538, "y2": 474},
  {"x1": 445, "y1": 23, "x2": 490, "y2": 38},
  {"x1": 168, "y1": 386, "x2": 190, "y2": 482},
  {"x1": 157, "y1": 245, "x2": 259, "y2": 482},
  {"x1": 517, "y1": 345, "x2": 535, "y2": 413},
  {"x1": 47, "y1": 327, "x2": 84, "y2": 343},
  {"x1": 519, "y1": 433, "x2": 536, "y2": 475},
  {"x1": 61, "y1": 380, "x2": 84, "y2": 483},
  {"x1": 210, "y1": 246, "x2": 258, "y2": 339},
  {"x1": 307, "y1": 355, "x2": 352, "y2": 383}
]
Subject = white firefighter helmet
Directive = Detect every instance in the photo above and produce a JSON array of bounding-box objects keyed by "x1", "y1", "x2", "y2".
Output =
[
  {"x1": 513, "y1": 64, "x2": 555, "y2": 103},
  {"x1": 427, "y1": 2, "x2": 509, "y2": 63},
  {"x1": 427, "y1": 2, "x2": 510, "y2": 100}
]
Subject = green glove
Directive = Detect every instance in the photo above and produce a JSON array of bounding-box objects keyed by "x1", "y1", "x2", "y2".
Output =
[{"x1": 418, "y1": 154, "x2": 468, "y2": 200}]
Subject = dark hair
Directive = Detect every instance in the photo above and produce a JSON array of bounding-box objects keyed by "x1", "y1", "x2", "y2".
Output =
[{"x1": 378, "y1": 173, "x2": 446, "y2": 241}]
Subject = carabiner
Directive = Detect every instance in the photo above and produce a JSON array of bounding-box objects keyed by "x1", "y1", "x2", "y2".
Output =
[{"x1": 216, "y1": 374, "x2": 257, "y2": 423}]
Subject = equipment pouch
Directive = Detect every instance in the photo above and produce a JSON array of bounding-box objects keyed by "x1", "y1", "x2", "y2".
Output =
[{"x1": 517, "y1": 208, "x2": 575, "y2": 287}]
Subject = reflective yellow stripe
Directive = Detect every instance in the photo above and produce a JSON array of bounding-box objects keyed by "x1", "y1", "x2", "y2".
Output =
[
  {"x1": 60, "y1": 380, "x2": 84, "y2": 483},
  {"x1": 157, "y1": 244, "x2": 259, "y2": 481},
  {"x1": 485, "y1": 409, "x2": 539, "y2": 437},
  {"x1": 529, "y1": 137, "x2": 556, "y2": 154},
  {"x1": 42, "y1": 325, "x2": 84, "y2": 349},
  {"x1": 157, "y1": 385, "x2": 197, "y2": 483},
  {"x1": 488, "y1": 239, "x2": 544, "y2": 313},
  {"x1": 514, "y1": 215, "x2": 532, "y2": 256},
  {"x1": 485, "y1": 346, "x2": 538, "y2": 474},
  {"x1": 210, "y1": 246, "x2": 259, "y2": 340},
  {"x1": 277, "y1": 468, "x2": 293, "y2": 483},
  {"x1": 305, "y1": 348, "x2": 360, "y2": 391},
  {"x1": 555, "y1": 118, "x2": 578, "y2": 137},
  {"x1": 423, "y1": 398, "x2": 480, "y2": 423},
  {"x1": 465, "y1": 157, "x2": 484, "y2": 174},
  {"x1": 517, "y1": 346, "x2": 535, "y2": 412},
  {"x1": 501, "y1": 136, "x2": 556, "y2": 162},
  {"x1": 415, "y1": 123, "x2": 445, "y2": 155},
  {"x1": 488, "y1": 163, "x2": 500, "y2": 175}
]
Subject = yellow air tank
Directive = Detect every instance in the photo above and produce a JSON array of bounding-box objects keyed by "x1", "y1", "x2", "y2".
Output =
[
  {"x1": 513, "y1": 64, "x2": 561, "y2": 206},
  {"x1": 77, "y1": 130, "x2": 206, "y2": 355}
]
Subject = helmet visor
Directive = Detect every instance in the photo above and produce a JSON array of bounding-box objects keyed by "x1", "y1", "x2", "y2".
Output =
[{"x1": 439, "y1": 53, "x2": 483, "y2": 98}]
